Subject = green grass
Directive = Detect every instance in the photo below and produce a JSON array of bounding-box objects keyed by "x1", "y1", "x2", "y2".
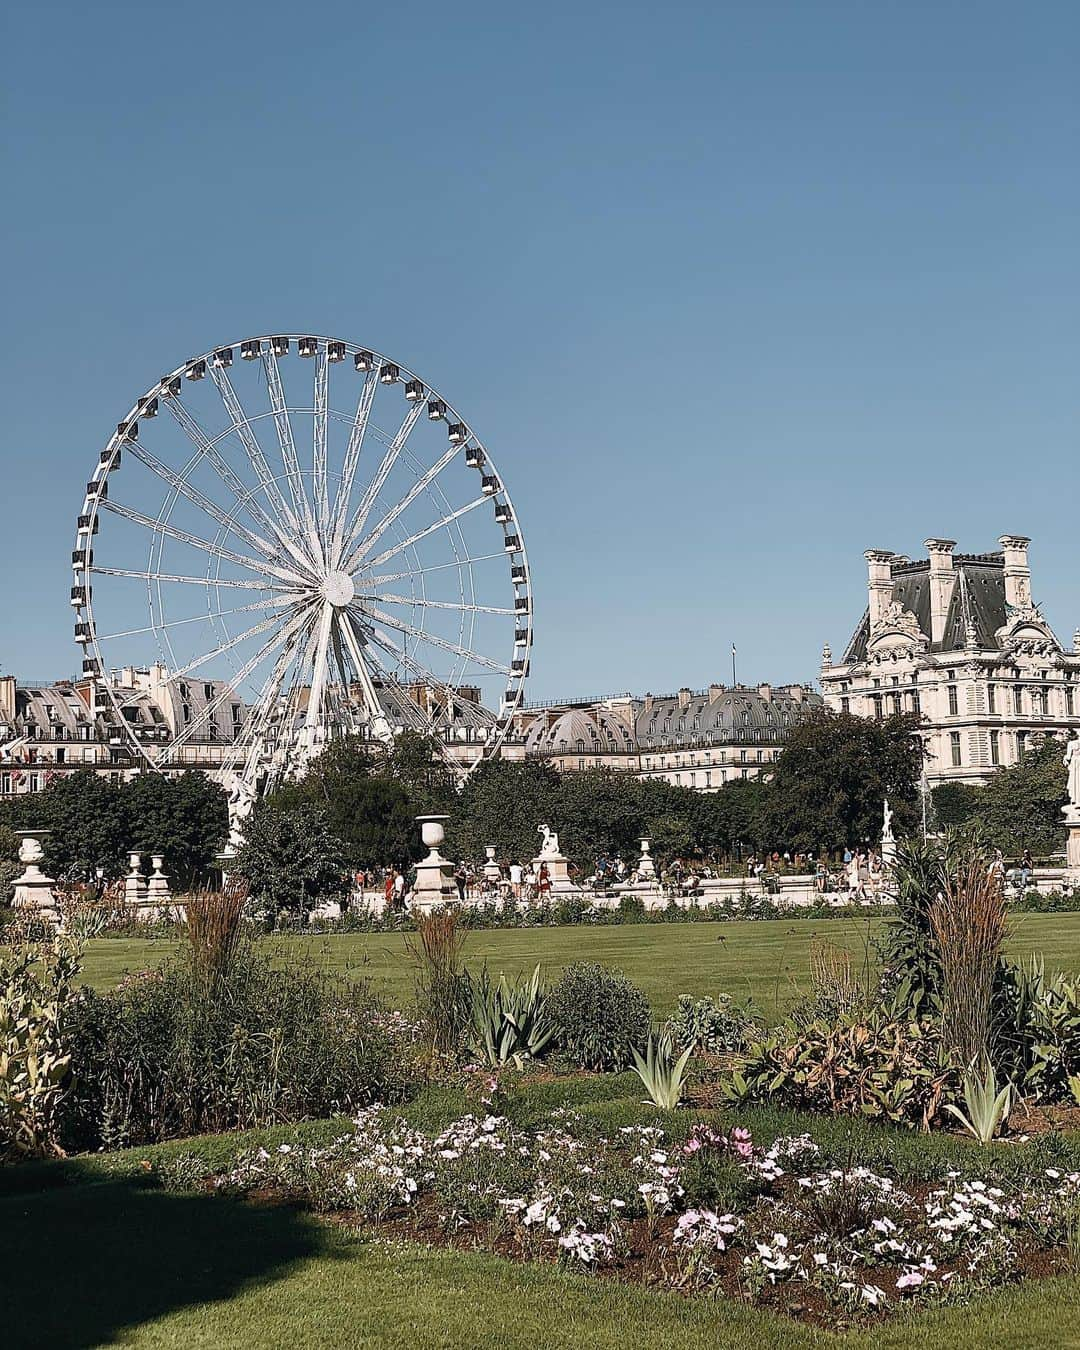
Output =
[
  {"x1": 5, "y1": 1073, "x2": 1080, "y2": 1348},
  {"x1": 80, "y1": 911, "x2": 1080, "y2": 1018}
]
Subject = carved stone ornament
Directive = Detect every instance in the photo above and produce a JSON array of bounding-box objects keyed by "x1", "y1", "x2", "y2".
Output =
[
  {"x1": 867, "y1": 602, "x2": 927, "y2": 653},
  {"x1": 996, "y1": 602, "x2": 1059, "y2": 656}
]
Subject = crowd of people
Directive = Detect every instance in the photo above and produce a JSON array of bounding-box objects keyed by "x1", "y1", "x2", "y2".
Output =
[{"x1": 348, "y1": 842, "x2": 1045, "y2": 913}]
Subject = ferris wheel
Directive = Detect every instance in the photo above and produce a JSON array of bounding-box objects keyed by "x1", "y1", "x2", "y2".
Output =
[{"x1": 71, "y1": 334, "x2": 532, "y2": 790}]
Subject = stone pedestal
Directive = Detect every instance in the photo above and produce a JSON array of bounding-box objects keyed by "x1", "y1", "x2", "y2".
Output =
[
  {"x1": 124, "y1": 851, "x2": 147, "y2": 905},
  {"x1": 483, "y1": 845, "x2": 501, "y2": 887},
  {"x1": 11, "y1": 829, "x2": 60, "y2": 925},
  {"x1": 411, "y1": 815, "x2": 458, "y2": 913},
  {"x1": 532, "y1": 852, "x2": 577, "y2": 893},
  {"x1": 637, "y1": 838, "x2": 657, "y2": 882},
  {"x1": 1065, "y1": 813, "x2": 1080, "y2": 883}
]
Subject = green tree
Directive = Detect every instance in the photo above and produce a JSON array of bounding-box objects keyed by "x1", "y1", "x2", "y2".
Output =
[
  {"x1": 763, "y1": 709, "x2": 924, "y2": 854},
  {"x1": 447, "y1": 759, "x2": 562, "y2": 862},
  {"x1": 931, "y1": 781, "x2": 982, "y2": 830},
  {"x1": 233, "y1": 802, "x2": 347, "y2": 921},
  {"x1": 266, "y1": 736, "x2": 421, "y2": 868},
  {"x1": 119, "y1": 772, "x2": 228, "y2": 887},
  {"x1": 972, "y1": 737, "x2": 1067, "y2": 857},
  {"x1": 0, "y1": 771, "x2": 128, "y2": 879}
]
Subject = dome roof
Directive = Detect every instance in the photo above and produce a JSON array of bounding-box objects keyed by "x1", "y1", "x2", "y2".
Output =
[{"x1": 525, "y1": 706, "x2": 635, "y2": 756}]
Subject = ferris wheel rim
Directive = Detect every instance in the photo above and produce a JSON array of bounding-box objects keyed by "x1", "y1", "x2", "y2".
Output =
[{"x1": 73, "y1": 333, "x2": 534, "y2": 784}]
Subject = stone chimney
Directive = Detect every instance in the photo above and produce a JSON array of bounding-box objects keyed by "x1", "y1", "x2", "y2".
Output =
[
  {"x1": 924, "y1": 539, "x2": 956, "y2": 646},
  {"x1": 864, "y1": 550, "x2": 896, "y2": 627},
  {"x1": 643, "y1": 693, "x2": 653, "y2": 715},
  {"x1": 0, "y1": 674, "x2": 15, "y2": 725},
  {"x1": 790, "y1": 684, "x2": 805, "y2": 703},
  {"x1": 677, "y1": 687, "x2": 691, "y2": 711},
  {"x1": 757, "y1": 682, "x2": 772, "y2": 702},
  {"x1": 707, "y1": 683, "x2": 724, "y2": 703},
  {"x1": 998, "y1": 535, "x2": 1032, "y2": 610}
]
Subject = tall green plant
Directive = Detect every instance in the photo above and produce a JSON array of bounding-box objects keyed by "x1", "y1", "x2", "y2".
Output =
[
  {"x1": 466, "y1": 964, "x2": 556, "y2": 1068},
  {"x1": 0, "y1": 931, "x2": 81, "y2": 1158},
  {"x1": 631, "y1": 1031, "x2": 692, "y2": 1109}
]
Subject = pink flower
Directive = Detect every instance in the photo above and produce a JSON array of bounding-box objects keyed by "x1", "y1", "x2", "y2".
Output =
[{"x1": 895, "y1": 1271, "x2": 925, "y2": 1291}]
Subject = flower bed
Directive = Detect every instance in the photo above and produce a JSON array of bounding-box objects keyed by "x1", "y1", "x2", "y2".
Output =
[{"x1": 157, "y1": 1106, "x2": 1080, "y2": 1330}]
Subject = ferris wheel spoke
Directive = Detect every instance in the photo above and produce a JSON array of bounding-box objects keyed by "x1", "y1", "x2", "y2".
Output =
[
  {"x1": 338, "y1": 400, "x2": 427, "y2": 560},
  {"x1": 366, "y1": 591, "x2": 515, "y2": 617},
  {"x1": 94, "y1": 596, "x2": 295, "y2": 643},
  {"x1": 151, "y1": 610, "x2": 298, "y2": 701},
  {"x1": 164, "y1": 611, "x2": 309, "y2": 760},
  {"x1": 162, "y1": 392, "x2": 307, "y2": 562},
  {"x1": 207, "y1": 364, "x2": 315, "y2": 572},
  {"x1": 329, "y1": 370, "x2": 377, "y2": 563},
  {"x1": 360, "y1": 604, "x2": 511, "y2": 675},
  {"x1": 304, "y1": 602, "x2": 336, "y2": 731},
  {"x1": 347, "y1": 443, "x2": 460, "y2": 569},
  {"x1": 91, "y1": 566, "x2": 284, "y2": 592},
  {"x1": 100, "y1": 500, "x2": 307, "y2": 587},
  {"x1": 312, "y1": 347, "x2": 330, "y2": 542},
  {"x1": 363, "y1": 552, "x2": 506, "y2": 588},
  {"x1": 126, "y1": 439, "x2": 284, "y2": 566},
  {"x1": 260, "y1": 348, "x2": 320, "y2": 546},
  {"x1": 354, "y1": 495, "x2": 489, "y2": 574},
  {"x1": 338, "y1": 611, "x2": 394, "y2": 742},
  {"x1": 218, "y1": 607, "x2": 316, "y2": 780}
]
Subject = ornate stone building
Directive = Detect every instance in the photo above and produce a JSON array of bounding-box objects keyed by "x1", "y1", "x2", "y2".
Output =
[
  {"x1": 820, "y1": 536, "x2": 1080, "y2": 786},
  {"x1": 513, "y1": 682, "x2": 821, "y2": 790},
  {"x1": 0, "y1": 666, "x2": 246, "y2": 795}
]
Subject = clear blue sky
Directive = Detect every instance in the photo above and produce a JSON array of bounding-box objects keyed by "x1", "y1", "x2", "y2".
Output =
[{"x1": 3, "y1": 0, "x2": 1077, "y2": 698}]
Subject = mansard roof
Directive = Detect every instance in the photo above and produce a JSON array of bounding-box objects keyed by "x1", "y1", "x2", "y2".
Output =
[{"x1": 843, "y1": 552, "x2": 1010, "y2": 662}]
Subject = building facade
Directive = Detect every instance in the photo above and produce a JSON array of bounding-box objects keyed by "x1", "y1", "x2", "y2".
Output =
[
  {"x1": 513, "y1": 682, "x2": 821, "y2": 790},
  {"x1": 821, "y1": 536, "x2": 1080, "y2": 786}
]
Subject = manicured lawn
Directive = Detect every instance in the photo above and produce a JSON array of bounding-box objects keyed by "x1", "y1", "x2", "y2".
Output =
[{"x1": 80, "y1": 912, "x2": 1080, "y2": 1018}]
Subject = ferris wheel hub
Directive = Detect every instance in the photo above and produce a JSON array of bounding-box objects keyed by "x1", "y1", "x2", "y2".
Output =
[{"x1": 319, "y1": 570, "x2": 355, "y2": 608}]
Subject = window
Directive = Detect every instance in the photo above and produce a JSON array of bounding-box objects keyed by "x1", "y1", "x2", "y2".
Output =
[
  {"x1": 56, "y1": 748, "x2": 65, "y2": 764},
  {"x1": 988, "y1": 684, "x2": 997, "y2": 714},
  {"x1": 1013, "y1": 686, "x2": 1023, "y2": 716},
  {"x1": 948, "y1": 685, "x2": 958, "y2": 716},
  {"x1": 912, "y1": 690, "x2": 921, "y2": 714},
  {"x1": 1068, "y1": 688, "x2": 1075, "y2": 716},
  {"x1": 871, "y1": 694, "x2": 883, "y2": 720},
  {"x1": 990, "y1": 730, "x2": 1000, "y2": 765},
  {"x1": 950, "y1": 732, "x2": 962, "y2": 767}
]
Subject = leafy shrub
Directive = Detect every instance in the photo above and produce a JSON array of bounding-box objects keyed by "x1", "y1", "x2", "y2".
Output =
[
  {"x1": 63, "y1": 950, "x2": 421, "y2": 1151},
  {"x1": 992, "y1": 956, "x2": 1080, "y2": 1101},
  {"x1": 549, "y1": 962, "x2": 651, "y2": 1072},
  {"x1": 0, "y1": 931, "x2": 81, "y2": 1158},
  {"x1": 663, "y1": 993, "x2": 760, "y2": 1054},
  {"x1": 233, "y1": 802, "x2": 346, "y2": 921},
  {"x1": 726, "y1": 1008, "x2": 954, "y2": 1129}
]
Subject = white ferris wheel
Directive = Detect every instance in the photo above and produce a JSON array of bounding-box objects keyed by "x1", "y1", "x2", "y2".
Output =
[{"x1": 71, "y1": 334, "x2": 532, "y2": 793}]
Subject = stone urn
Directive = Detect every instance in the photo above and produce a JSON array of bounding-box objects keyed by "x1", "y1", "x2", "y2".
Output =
[
  {"x1": 411, "y1": 815, "x2": 456, "y2": 912},
  {"x1": 637, "y1": 838, "x2": 657, "y2": 881},
  {"x1": 12, "y1": 829, "x2": 59, "y2": 923}
]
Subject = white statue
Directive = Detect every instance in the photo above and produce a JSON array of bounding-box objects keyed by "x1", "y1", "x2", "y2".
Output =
[
  {"x1": 1064, "y1": 732, "x2": 1080, "y2": 815},
  {"x1": 537, "y1": 824, "x2": 561, "y2": 859},
  {"x1": 882, "y1": 798, "x2": 894, "y2": 843},
  {"x1": 223, "y1": 771, "x2": 257, "y2": 852}
]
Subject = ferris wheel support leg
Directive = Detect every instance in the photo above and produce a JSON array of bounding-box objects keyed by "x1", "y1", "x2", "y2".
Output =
[
  {"x1": 340, "y1": 613, "x2": 394, "y2": 746},
  {"x1": 305, "y1": 601, "x2": 335, "y2": 735}
]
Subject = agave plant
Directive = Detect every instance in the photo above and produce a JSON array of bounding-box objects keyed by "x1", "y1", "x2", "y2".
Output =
[
  {"x1": 944, "y1": 1057, "x2": 1013, "y2": 1145},
  {"x1": 466, "y1": 964, "x2": 557, "y2": 1069},
  {"x1": 631, "y1": 1031, "x2": 693, "y2": 1109}
]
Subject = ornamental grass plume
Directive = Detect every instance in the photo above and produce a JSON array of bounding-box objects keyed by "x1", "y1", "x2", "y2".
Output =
[
  {"x1": 184, "y1": 878, "x2": 249, "y2": 986},
  {"x1": 928, "y1": 845, "x2": 1008, "y2": 1069},
  {"x1": 408, "y1": 907, "x2": 469, "y2": 1057}
]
